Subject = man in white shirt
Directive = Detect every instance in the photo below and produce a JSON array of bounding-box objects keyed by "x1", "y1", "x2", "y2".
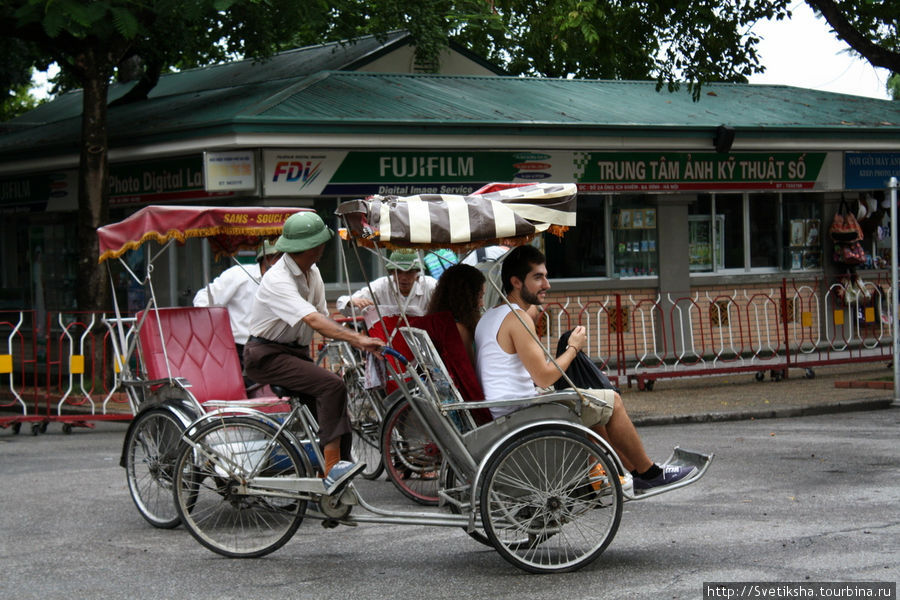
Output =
[
  {"x1": 193, "y1": 241, "x2": 282, "y2": 366},
  {"x1": 474, "y1": 245, "x2": 696, "y2": 493},
  {"x1": 336, "y1": 250, "x2": 437, "y2": 318},
  {"x1": 243, "y1": 211, "x2": 385, "y2": 493}
]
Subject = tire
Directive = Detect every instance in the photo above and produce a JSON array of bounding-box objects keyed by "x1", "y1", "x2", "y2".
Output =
[
  {"x1": 123, "y1": 409, "x2": 185, "y2": 529},
  {"x1": 381, "y1": 398, "x2": 442, "y2": 505},
  {"x1": 347, "y1": 380, "x2": 385, "y2": 480},
  {"x1": 173, "y1": 417, "x2": 309, "y2": 558},
  {"x1": 479, "y1": 428, "x2": 622, "y2": 574}
]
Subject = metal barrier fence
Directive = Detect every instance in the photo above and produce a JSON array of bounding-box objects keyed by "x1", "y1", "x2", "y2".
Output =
[
  {"x1": 0, "y1": 310, "x2": 133, "y2": 434},
  {"x1": 2, "y1": 277, "x2": 894, "y2": 434},
  {"x1": 536, "y1": 275, "x2": 894, "y2": 390}
]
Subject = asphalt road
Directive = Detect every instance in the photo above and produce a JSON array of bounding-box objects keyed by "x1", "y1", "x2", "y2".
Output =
[{"x1": 1, "y1": 408, "x2": 898, "y2": 600}]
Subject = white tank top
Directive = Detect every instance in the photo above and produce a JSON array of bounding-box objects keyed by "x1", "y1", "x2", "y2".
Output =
[{"x1": 474, "y1": 304, "x2": 537, "y2": 418}]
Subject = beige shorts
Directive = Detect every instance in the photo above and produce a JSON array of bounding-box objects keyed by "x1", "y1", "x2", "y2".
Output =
[{"x1": 571, "y1": 388, "x2": 616, "y2": 428}]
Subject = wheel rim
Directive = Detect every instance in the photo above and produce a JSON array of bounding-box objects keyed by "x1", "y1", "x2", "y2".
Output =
[
  {"x1": 348, "y1": 384, "x2": 384, "y2": 479},
  {"x1": 174, "y1": 418, "x2": 307, "y2": 557},
  {"x1": 481, "y1": 431, "x2": 622, "y2": 573},
  {"x1": 126, "y1": 410, "x2": 184, "y2": 528},
  {"x1": 383, "y1": 400, "x2": 441, "y2": 505}
]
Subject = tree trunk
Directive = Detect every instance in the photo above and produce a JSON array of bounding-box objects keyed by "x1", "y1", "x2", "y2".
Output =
[{"x1": 75, "y1": 47, "x2": 112, "y2": 312}]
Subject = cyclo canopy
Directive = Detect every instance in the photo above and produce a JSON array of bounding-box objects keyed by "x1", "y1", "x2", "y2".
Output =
[
  {"x1": 334, "y1": 182, "x2": 578, "y2": 252},
  {"x1": 97, "y1": 205, "x2": 311, "y2": 263}
]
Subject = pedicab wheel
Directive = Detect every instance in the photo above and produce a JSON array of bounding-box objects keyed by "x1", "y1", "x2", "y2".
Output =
[
  {"x1": 348, "y1": 387, "x2": 385, "y2": 480},
  {"x1": 124, "y1": 408, "x2": 185, "y2": 529},
  {"x1": 479, "y1": 428, "x2": 622, "y2": 574},
  {"x1": 381, "y1": 398, "x2": 441, "y2": 505},
  {"x1": 173, "y1": 417, "x2": 310, "y2": 558},
  {"x1": 441, "y1": 465, "x2": 491, "y2": 547}
]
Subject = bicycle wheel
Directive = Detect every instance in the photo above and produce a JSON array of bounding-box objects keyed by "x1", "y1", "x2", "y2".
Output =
[
  {"x1": 382, "y1": 398, "x2": 441, "y2": 505},
  {"x1": 479, "y1": 428, "x2": 622, "y2": 574},
  {"x1": 173, "y1": 416, "x2": 309, "y2": 558},
  {"x1": 123, "y1": 408, "x2": 185, "y2": 529},
  {"x1": 347, "y1": 381, "x2": 385, "y2": 480}
]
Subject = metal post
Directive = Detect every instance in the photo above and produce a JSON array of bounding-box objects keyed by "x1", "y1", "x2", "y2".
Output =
[{"x1": 889, "y1": 177, "x2": 899, "y2": 406}]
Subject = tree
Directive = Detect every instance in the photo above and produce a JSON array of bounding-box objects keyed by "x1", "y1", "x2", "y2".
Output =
[
  {"x1": 889, "y1": 73, "x2": 900, "y2": 100},
  {"x1": 0, "y1": 0, "x2": 323, "y2": 311},
  {"x1": 805, "y1": 0, "x2": 900, "y2": 75}
]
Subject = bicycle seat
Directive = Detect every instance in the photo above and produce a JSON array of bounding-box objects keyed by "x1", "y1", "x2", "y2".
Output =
[{"x1": 270, "y1": 385, "x2": 316, "y2": 406}]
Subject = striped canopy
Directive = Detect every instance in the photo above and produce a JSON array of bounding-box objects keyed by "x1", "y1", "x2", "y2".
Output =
[{"x1": 335, "y1": 182, "x2": 577, "y2": 251}]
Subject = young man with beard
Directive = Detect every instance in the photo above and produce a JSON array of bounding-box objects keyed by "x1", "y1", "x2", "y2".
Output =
[{"x1": 474, "y1": 244, "x2": 696, "y2": 492}]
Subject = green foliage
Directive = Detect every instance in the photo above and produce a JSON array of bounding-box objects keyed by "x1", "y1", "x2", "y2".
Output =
[
  {"x1": 889, "y1": 73, "x2": 900, "y2": 100},
  {"x1": 0, "y1": 77, "x2": 43, "y2": 121}
]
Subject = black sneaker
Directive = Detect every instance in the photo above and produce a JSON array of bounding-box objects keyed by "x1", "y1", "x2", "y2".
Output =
[{"x1": 633, "y1": 465, "x2": 697, "y2": 491}]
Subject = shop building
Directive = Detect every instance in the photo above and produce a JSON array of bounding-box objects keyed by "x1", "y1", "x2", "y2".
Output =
[{"x1": 1, "y1": 34, "x2": 898, "y2": 323}]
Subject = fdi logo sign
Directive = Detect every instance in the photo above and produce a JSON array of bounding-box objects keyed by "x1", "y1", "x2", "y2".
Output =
[{"x1": 263, "y1": 150, "x2": 348, "y2": 197}]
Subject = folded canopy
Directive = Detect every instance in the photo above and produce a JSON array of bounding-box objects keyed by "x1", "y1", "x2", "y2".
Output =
[
  {"x1": 335, "y1": 182, "x2": 577, "y2": 252},
  {"x1": 97, "y1": 205, "x2": 309, "y2": 263}
]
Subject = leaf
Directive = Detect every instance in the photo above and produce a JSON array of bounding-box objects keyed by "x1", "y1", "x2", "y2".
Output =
[{"x1": 110, "y1": 7, "x2": 140, "y2": 39}]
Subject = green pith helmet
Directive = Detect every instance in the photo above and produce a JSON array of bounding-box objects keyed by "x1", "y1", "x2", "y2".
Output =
[
  {"x1": 256, "y1": 240, "x2": 280, "y2": 262},
  {"x1": 387, "y1": 250, "x2": 421, "y2": 272},
  {"x1": 275, "y1": 211, "x2": 334, "y2": 253}
]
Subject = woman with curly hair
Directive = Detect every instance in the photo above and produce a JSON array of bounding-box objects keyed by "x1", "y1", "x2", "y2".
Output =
[{"x1": 426, "y1": 263, "x2": 486, "y2": 364}]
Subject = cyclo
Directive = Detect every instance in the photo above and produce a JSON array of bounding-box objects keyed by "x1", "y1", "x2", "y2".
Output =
[
  {"x1": 97, "y1": 205, "x2": 382, "y2": 529},
  {"x1": 112, "y1": 186, "x2": 712, "y2": 573}
]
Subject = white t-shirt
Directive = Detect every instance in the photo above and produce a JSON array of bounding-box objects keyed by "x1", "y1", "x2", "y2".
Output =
[
  {"x1": 335, "y1": 274, "x2": 437, "y2": 318},
  {"x1": 248, "y1": 254, "x2": 327, "y2": 347},
  {"x1": 192, "y1": 263, "x2": 260, "y2": 345},
  {"x1": 474, "y1": 303, "x2": 538, "y2": 418}
]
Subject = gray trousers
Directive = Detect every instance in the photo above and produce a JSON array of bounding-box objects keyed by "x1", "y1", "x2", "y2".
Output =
[{"x1": 243, "y1": 341, "x2": 352, "y2": 459}]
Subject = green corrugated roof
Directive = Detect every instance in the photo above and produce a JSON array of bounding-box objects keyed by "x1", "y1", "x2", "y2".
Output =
[
  {"x1": 5, "y1": 31, "x2": 414, "y2": 129},
  {"x1": 1, "y1": 67, "x2": 897, "y2": 164},
  {"x1": 253, "y1": 72, "x2": 900, "y2": 129}
]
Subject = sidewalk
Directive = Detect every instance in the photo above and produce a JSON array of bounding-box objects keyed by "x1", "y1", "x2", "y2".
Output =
[{"x1": 622, "y1": 361, "x2": 897, "y2": 426}]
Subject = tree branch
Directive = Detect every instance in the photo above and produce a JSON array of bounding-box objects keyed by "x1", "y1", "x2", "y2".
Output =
[{"x1": 805, "y1": 0, "x2": 900, "y2": 73}]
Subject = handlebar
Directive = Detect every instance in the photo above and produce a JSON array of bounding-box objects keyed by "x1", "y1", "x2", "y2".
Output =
[{"x1": 381, "y1": 347, "x2": 408, "y2": 365}]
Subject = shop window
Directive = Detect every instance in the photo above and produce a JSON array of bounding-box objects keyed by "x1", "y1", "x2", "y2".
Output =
[
  {"x1": 545, "y1": 194, "x2": 608, "y2": 278},
  {"x1": 29, "y1": 223, "x2": 78, "y2": 311},
  {"x1": 316, "y1": 197, "x2": 380, "y2": 287},
  {"x1": 783, "y1": 193, "x2": 822, "y2": 271},
  {"x1": 716, "y1": 194, "x2": 745, "y2": 269},
  {"x1": 610, "y1": 196, "x2": 658, "y2": 278},
  {"x1": 749, "y1": 193, "x2": 778, "y2": 268},
  {"x1": 690, "y1": 192, "x2": 817, "y2": 273}
]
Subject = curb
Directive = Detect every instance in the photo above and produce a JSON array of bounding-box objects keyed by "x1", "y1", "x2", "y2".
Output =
[{"x1": 632, "y1": 398, "x2": 896, "y2": 427}]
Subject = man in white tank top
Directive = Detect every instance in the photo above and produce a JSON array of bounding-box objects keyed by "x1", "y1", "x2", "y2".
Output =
[{"x1": 474, "y1": 245, "x2": 696, "y2": 492}]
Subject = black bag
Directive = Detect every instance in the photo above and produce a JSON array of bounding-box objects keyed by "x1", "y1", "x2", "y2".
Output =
[{"x1": 554, "y1": 330, "x2": 619, "y2": 392}]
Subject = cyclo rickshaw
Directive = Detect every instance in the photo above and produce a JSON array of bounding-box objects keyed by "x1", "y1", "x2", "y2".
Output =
[
  {"x1": 101, "y1": 185, "x2": 712, "y2": 573},
  {"x1": 97, "y1": 205, "x2": 383, "y2": 529}
]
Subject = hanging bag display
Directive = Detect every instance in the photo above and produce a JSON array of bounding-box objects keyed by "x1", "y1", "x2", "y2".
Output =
[
  {"x1": 828, "y1": 198, "x2": 864, "y2": 243},
  {"x1": 834, "y1": 241, "x2": 866, "y2": 266}
]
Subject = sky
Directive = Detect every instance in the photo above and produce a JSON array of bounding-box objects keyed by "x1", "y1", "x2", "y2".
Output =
[
  {"x1": 30, "y1": 3, "x2": 893, "y2": 102},
  {"x1": 747, "y1": 1, "x2": 892, "y2": 100}
]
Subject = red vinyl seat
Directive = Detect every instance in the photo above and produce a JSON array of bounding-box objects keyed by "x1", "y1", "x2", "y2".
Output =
[
  {"x1": 136, "y1": 307, "x2": 289, "y2": 413},
  {"x1": 369, "y1": 311, "x2": 492, "y2": 426}
]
